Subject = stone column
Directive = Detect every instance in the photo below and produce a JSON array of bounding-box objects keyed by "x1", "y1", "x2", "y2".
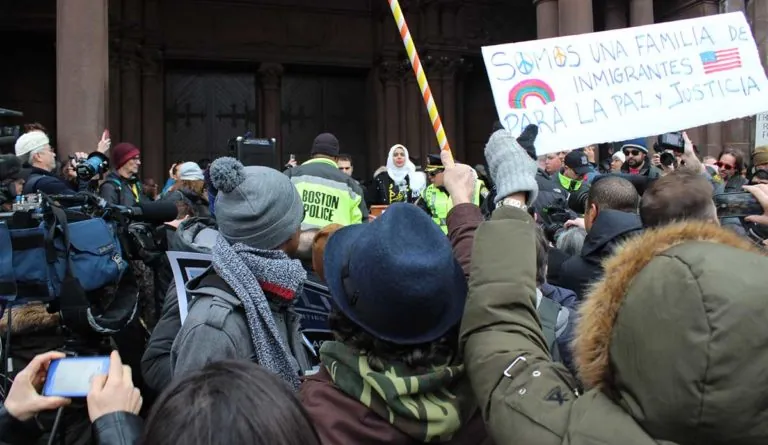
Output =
[
  {"x1": 56, "y1": 0, "x2": 109, "y2": 159},
  {"x1": 258, "y1": 63, "x2": 284, "y2": 163},
  {"x1": 380, "y1": 61, "x2": 402, "y2": 150},
  {"x1": 119, "y1": 0, "x2": 143, "y2": 146},
  {"x1": 559, "y1": 0, "x2": 593, "y2": 36},
  {"x1": 629, "y1": 0, "x2": 654, "y2": 26},
  {"x1": 403, "y1": 67, "x2": 422, "y2": 163},
  {"x1": 441, "y1": 57, "x2": 465, "y2": 162},
  {"x1": 141, "y1": 0, "x2": 165, "y2": 184},
  {"x1": 535, "y1": 0, "x2": 559, "y2": 39},
  {"x1": 605, "y1": 0, "x2": 628, "y2": 30}
]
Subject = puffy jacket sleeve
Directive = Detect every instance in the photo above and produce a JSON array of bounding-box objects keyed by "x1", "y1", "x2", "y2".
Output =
[
  {"x1": 446, "y1": 203, "x2": 484, "y2": 278},
  {"x1": 460, "y1": 206, "x2": 579, "y2": 445},
  {"x1": 141, "y1": 284, "x2": 181, "y2": 395},
  {"x1": 92, "y1": 412, "x2": 143, "y2": 445}
]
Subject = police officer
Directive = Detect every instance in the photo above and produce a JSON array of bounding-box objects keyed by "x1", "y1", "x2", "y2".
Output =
[
  {"x1": 417, "y1": 154, "x2": 489, "y2": 234},
  {"x1": 285, "y1": 133, "x2": 368, "y2": 229}
]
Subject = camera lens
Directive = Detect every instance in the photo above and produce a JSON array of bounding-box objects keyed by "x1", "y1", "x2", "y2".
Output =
[{"x1": 660, "y1": 152, "x2": 675, "y2": 167}]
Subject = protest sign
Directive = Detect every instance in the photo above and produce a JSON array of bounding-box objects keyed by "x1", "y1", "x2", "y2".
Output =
[
  {"x1": 756, "y1": 112, "x2": 768, "y2": 147},
  {"x1": 482, "y1": 12, "x2": 768, "y2": 155},
  {"x1": 167, "y1": 251, "x2": 211, "y2": 324},
  {"x1": 166, "y1": 251, "x2": 332, "y2": 357}
]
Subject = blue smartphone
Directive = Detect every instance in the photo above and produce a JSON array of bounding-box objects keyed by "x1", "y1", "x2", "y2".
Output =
[{"x1": 42, "y1": 356, "x2": 110, "y2": 398}]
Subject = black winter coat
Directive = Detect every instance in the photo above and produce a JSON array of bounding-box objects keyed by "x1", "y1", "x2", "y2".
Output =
[
  {"x1": 0, "y1": 407, "x2": 142, "y2": 445},
  {"x1": 99, "y1": 172, "x2": 144, "y2": 207},
  {"x1": 367, "y1": 171, "x2": 414, "y2": 205},
  {"x1": 558, "y1": 209, "x2": 643, "y2": 300}
]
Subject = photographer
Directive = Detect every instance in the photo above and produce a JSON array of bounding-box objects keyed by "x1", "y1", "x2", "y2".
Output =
[
  {"x1": 100, "y1": 143, "x2": 145, "y2": 207},
  {"x1": 17, "y1": 131, "x2": 109, "y2": 196},
  {"x1": 559, "y1": 176, "x2": 642, "y2": 300}
]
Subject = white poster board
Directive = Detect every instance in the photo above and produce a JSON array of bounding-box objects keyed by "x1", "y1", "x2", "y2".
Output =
[
  {"x1": 482, "y1": 12, "x2": 768, "y2": 155},
  {"x1": 755, "y1": 112, "x2": 768, "y2": 147}
]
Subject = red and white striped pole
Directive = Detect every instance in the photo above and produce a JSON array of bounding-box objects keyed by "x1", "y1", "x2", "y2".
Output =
[{"x1": 387, "y1": 0, "x2": 453, "y2": 163}]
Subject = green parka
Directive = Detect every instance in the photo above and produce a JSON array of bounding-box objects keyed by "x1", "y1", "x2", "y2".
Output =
[{"x1": 461, "y1": 206, "x2": 768, "y2": 445}]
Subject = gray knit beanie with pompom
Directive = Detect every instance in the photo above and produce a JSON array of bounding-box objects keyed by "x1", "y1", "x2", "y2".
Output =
[{"x1": 209, "y1": 157, "x2": 304, "y2": 250}]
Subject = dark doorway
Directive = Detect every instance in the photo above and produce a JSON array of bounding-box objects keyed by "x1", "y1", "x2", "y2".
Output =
[
  {"x1": 281, "y1": 73, "x2": 368, "y2": 178},
  {"x1": 164, "y1": 72, "x2": 258, "y2": 164}
]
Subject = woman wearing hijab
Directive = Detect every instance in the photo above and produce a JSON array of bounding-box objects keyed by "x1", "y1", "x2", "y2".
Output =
[{"x1": 368, "y1": 144, "x2": 418, "y2": 206}]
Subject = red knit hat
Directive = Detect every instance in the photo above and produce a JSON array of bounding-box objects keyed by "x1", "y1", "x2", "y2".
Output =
[{"x1": 111, "y1": 143, "x2": 141, "y2": 170}]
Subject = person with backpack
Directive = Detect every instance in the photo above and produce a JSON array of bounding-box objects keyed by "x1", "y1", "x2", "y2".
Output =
[
  {"x1": 99, "y1": 142, "x2": 146, "y2": 206},
  {"x1": 170, "y1": 157, "x2": 312, "y2": 389}
]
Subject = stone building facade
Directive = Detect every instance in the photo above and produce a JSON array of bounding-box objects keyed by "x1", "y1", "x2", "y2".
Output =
[{"x1": 0, "y1": 0, "x2": 765, "y2": 182}]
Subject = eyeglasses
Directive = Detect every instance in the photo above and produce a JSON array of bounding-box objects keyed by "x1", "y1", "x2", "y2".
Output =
[
  {"x1": 716, "y1": 161, "x2": 735, "y2": 170},
  {"x1": 623, "y1": 149, "x2": 641, "y2": 156}
]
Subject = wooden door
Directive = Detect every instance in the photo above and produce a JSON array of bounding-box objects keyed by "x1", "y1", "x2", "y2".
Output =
[
  {"x1": 165, "y1": 72, "x2": 258, "y2": 164},
  {"x1": 281, "y1": 73, "x2": 368, "y2": 178}
]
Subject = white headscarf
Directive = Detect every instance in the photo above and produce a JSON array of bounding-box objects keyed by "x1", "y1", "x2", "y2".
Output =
[{"x1": 386, "y1": 144, "x2": 416, "y2": 184}]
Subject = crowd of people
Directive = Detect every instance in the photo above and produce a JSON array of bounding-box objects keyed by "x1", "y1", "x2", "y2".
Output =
[{"x1": 1, "y1": 118, "x2": 768, "y2": 445}]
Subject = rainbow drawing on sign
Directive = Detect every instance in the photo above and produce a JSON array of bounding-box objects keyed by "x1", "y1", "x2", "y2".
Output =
[{"x1": 508, "y1": 79, "x2": 556, "y2": 109}]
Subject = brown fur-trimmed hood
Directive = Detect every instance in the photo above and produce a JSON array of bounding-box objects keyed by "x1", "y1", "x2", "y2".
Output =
[
  {"x1": 0, "y1": 304, "x2": 60, "y2": 337},
  {"x1": 573, "y1": 221, "x2": 768, "y2": 442}
]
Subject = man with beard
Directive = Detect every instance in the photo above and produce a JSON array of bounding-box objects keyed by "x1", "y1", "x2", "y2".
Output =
[{"x1": 619, "y1": 138, "x2": 662, "y2": 179}]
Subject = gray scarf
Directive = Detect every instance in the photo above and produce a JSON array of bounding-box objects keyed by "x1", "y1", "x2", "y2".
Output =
[{"x1": 212, "y1": 234, "x2": 306, "y2": 389}]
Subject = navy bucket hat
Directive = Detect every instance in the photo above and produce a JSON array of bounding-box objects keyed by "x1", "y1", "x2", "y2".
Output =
[{"x1": 323, "y1": 203, "x2": 467, "y2": 345}]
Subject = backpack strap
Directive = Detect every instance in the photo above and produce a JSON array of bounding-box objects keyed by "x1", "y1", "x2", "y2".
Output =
[{"x1": 538, "y1": 297, "x2": 562, "y2": 362}]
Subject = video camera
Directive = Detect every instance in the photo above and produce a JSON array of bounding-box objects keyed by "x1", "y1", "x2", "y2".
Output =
[
  {"x1": 69, "y1": 152, "x2": 110, "y2": 181},
  {"x1": 0, "y1": 192, "x2": 177, "y2": 338},
  {"x1": 654, "y1": 132, "x2": 685, "y2": 167}
]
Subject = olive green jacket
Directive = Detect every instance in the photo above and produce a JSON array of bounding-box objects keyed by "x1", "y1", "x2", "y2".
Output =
[{"x1": 461, "y1": 206, "x2": 768, "y2": 445}]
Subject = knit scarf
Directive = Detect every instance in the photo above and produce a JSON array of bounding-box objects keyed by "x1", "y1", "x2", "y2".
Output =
[
  {"x1": 320, "y1": 341, "x2": 474, "y2": 443},
  {"x1": 212, "y1": 234, "x2": 306, "y2": 389}
]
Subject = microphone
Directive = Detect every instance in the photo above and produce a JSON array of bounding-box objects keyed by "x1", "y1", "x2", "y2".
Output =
[{"x1": 122, "y1": 200, "x2": 179, "y2": 224}]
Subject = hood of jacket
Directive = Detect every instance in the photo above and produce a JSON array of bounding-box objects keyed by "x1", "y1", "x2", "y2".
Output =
[
  {"x1": 168, "y1": 217, "x2": 218, "y2": 253},
  {"x1": 581, "y1": 209, "x2": 642, "y2": 259},
  {"x1": 318, "y1": 341, "x2": 475, "y2": 443},
  {"x1": 575, "y1": 221, "x2": 768, "y2": 444}
]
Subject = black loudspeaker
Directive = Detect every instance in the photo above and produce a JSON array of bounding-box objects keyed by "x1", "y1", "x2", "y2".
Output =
[{"x1": 235, "y1": 137, "x2": 278, "y2": 169}]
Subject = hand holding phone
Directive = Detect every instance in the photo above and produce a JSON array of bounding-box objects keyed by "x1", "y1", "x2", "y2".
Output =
[
  {"x1": 5, "y1": 351, "x2": 71, "y2": 421},
  {"x1": 86, "y1": 351, "x2": 143, "y2": 422},
  {"x1": 42, "y1": 355, "x2": 110, "y2": 398}
]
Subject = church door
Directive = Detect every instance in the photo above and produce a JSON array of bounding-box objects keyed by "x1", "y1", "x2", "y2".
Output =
[
  {"x1": 164, "y1": 72, "x2": 259, "y2": 165},
  {"x1": 281, "y1": 73, "x2": 368, "y2": 177}
]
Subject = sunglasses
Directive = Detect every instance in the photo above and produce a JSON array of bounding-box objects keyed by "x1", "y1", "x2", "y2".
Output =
[
  {"x1": 623, "y1": 149, "x2": 642, "y2": 156},
  {"x1": 716, "y1": 161, "x2": 735, "y2": 170},
  {"x1": 427, "y1": 170, "x2": 443, "y2": 177}
]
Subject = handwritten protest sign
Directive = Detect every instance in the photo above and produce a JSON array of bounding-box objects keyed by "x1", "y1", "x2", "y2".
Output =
[{"x1": 482, "y1": 12, "x2": 768, "y2": 155}]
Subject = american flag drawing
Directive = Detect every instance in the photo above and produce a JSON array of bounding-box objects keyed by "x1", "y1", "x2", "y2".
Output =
[{"x1": 699, "y1": 48, "x2": 742, "y2": 74}]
